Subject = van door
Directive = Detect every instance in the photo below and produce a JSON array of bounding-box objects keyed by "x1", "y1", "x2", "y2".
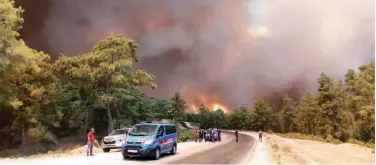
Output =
[
  {"x1": 156, "y1": 125, "x2": 167, "y2": 153},
  {"x1": 164, "y1": 125, "x2": 177, "y2": 152}
]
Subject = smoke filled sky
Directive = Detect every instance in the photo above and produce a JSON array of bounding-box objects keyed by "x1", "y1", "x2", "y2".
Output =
[{"x1": 17, "y1": 0, "x2": 375, "y2": 109}]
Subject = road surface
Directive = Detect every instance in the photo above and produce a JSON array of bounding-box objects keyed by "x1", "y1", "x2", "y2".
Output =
[
  {"x1": 1, "y1": 132, "x2": 256, "y2": 165},
  {"x1": 166, "y1": 132, "x2": 255, "y2": 164}
]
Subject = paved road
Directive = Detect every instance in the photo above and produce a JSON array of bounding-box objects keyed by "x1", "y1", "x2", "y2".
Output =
[
  {"x1": 1, "y1": 132, "x2": 255, "y2": 165},
  {"x1": 166, "y1": 132, "x2": 255, "y2": 164}
]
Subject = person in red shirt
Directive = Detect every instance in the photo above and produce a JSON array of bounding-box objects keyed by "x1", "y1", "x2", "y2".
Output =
[
  {"x1": 87, "y1": 128, "x2": 95, "y2": 156},
  {"x1": 193, "y1": 129, "x2": 199, "y2": 142}
]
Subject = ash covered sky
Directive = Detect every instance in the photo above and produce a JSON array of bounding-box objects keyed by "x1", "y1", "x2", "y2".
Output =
[{"x1": 17, "y1": 0, "x2": 375, "y2": 109}]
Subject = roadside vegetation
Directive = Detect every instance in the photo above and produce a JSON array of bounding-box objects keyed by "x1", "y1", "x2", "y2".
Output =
[{"x1": 0, "y1": 0, "x2": 374, "y2": 158}]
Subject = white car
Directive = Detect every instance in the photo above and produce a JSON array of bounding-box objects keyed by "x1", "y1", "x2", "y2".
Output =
[{"x1": 101, "y1": 128, "x2": 129, "y2": 152}]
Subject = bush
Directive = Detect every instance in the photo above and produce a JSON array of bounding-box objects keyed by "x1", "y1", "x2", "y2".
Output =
[
  {"x1": 324, "y1": 135, "x2": 342, "y2": 144},
  {"x1": 282, "y1": 146, "x2": 291, "y2": 152},
  {"x1": 347, "y1": 138, "x2": 375, "y2": 149},
  {"x1": 271, "y1": 143, "x2": 279, "y2": 151},
  {"x1": 277, "y1": 133, "x2": 375, "y2": 148},
  {"x1": 178, "y1": 129, "x2": 194, "y2": 142},
  {"x1": 277, "y1": 133, "x2": 342, "y2": 144}
]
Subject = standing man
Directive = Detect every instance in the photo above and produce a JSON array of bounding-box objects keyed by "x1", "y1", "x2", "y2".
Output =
[
  {"x1": 218, "y1": 129, "x2": 222, "y2": 142},
  {"x1": 258, "y1": 130, "x2": 263, "y2": 142},
  {"x1": 212, "y1": 131, "x2": 218, "y2": 143},
  {"x1": 194, "y1": 129, "x2": 198, "y2": 142},
  {"x1": 87, "y1": 128, "x2": 95, "y2": 156},
  {"x1": 198, "y1": 130, "x2": 203, "y2": 142},
  {"x1": 235, "y1": 130, "x2": 239, "y2": 142}
]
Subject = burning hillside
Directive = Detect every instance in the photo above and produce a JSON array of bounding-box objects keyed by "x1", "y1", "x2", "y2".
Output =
[
  {"x1": 180, "y1": 87, "x2": 230, "y2": 113},
  {"x1": 17, "y1": 0, "x2": 375, "y2": 113}
]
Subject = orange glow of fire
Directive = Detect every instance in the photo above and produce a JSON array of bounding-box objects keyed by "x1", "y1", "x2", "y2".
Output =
[
  {"x1": 181, "y1": 87, "x2": 229, "y2": 113},
  {"x1": 145, "y1": 13, "x2": 171, "y2": 33}
]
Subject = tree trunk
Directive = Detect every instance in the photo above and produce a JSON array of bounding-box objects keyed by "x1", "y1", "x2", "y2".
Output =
[
  {"x1": 83, "y1": 99, "x2": 89, "y2": 143},
  {"x1": 21, "y1": 122, "x2": 26, "y2": 157},
  {"x1": 106, "y1": 103, "x2": 114, "y2": 135}
]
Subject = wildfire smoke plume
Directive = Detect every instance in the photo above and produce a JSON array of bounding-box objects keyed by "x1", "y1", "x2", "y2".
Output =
[{"x1": 16, "y1": 0, "x2": 374, "y2": 113}]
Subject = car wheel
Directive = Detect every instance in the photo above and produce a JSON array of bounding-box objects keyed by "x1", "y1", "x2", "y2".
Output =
[
  {"x1": 103, "y1": 148, "x2": 110, "y2": 153},
  {"x1": 153, "y1": 148, "x2": 160, "y2": 160},
  {"x1": 170, "y1": 145, "x2": 177, "y2": 155}
]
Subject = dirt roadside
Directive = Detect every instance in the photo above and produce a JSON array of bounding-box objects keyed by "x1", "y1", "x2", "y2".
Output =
[{"x1": 265, "y1": 134, "x2": 375, "y2": 165}]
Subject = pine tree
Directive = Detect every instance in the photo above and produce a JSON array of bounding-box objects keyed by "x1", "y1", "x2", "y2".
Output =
[
  {"x1": 280, "y1": 95, "x2": 297, "y2": 133},
  {"x1": 295, "y1": 93, "x2": 320, "y2": 134},
  {"x1": 249, "y1": 100, "x2": 273, "y2": 131},
  {"x1": 316, "y1": 73, "x2": 353, "y2": 140}
]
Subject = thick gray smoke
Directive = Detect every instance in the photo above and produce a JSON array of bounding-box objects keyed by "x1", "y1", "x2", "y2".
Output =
[{"x1": 41, "y1": 0, "x2": 374, "y2": 108}]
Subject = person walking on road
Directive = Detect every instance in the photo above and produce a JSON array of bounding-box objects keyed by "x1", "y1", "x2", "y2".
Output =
[
  {"x1": 258, "y1": 130, "x2": 263, "y2": 142},
  {"x1": 87, "y1": 128, "x2": 95, "y2": 156},
  {"x1": 235, "y1": 130, "x2": 239, "y2": 142}
]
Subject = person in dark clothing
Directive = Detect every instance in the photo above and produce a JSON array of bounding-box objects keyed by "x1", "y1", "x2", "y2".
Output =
[
  {"x1": 218, "y1": 129, "x2": 222, "y2": 142},
  {"x1": 198, "y1": 130, "x2": 203, "y2": 142},
  {"x1": 235, "y1": 130, "x2": 239, "y2": 142},
  {"x1": 258, "y1": 130, "x2": 263, "y2": 142}
]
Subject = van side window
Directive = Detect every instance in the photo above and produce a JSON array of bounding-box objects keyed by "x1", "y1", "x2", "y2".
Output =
[
  {"x1": 157, "y1": 126, "x2": 165, "y2": 135},
  {"x1": 166, "y1": 125, "x2": 176, "y2": 135}
]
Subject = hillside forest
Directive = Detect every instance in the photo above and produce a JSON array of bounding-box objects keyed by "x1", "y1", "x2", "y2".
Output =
[{"x1": 0, "y1": 0, "x2": 374, "y2": 155}]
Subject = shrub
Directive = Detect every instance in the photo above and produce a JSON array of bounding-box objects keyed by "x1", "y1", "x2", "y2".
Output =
[
  {"x1": 325, "y1": 135, "x2": 342, "y2": 144},
  {"x1": 277, "y1": 133, "x2": 342, "y2": 144},
  {"x1": 347, "y1": 138, "x2": 375, "y2": 149},
  {"x1": 271, "y1": 143, "x2": 279, "y2": 151},
  {"x1": 178, "y1": 129, "x2": 194, "y2": 142},
  {"x1": 282, "y1": 146, "x2": 291, "y2": 152}
]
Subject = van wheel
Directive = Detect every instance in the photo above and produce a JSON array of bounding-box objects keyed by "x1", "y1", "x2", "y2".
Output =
[
  {"x1": 170, "y1": 144, "x2": 177, "y2": 155},
  {"x1": 153, "y1": 148, "x2": 160, "y2": 160},
  {"x1": 122, "y1": 152, "x2": 129, "y2": 160},
  {"x1": 103, "y1": 148, "x2": 110, "y2": 153}
]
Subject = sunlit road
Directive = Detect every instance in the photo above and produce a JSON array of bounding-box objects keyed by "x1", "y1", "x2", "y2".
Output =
[
  {"x1": 165, "y1": 132, "x2": 255, "y2": 164},
  {"x1": 1, "y1": 132, "x2": 255, "y2": 165}
]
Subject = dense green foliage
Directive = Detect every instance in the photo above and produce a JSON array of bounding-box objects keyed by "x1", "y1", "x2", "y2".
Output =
[
  {"x1": 0, "y1": 0, "x2": 374, "y2": 156},
  {"x1": 215, "y1": 63, "x2": 374, "y2": 144}
]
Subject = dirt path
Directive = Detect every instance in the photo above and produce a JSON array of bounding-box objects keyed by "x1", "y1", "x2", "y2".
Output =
[{"x1": 265, "y1": 134, "x2": 375, "y2": 165}]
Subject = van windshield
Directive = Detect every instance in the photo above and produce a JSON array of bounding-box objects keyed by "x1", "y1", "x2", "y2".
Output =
[{"x1": 128, "y1": 125, "x2": 158, "y2": 136}]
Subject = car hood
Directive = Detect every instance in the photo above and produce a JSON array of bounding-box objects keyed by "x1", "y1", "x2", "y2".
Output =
[{"x1": 103, "y1": 134, "x2": 127, "y2": 141}]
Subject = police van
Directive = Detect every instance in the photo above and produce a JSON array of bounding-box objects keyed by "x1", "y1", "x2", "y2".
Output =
[{"x1": 121, "y1": 121, "x2": 177, "y2": 160}]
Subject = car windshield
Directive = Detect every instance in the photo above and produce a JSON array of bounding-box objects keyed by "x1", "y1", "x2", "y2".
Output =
[
  {"x1": 128, "y1": 125, "x2": 158, "y2": 136},
  {"x1": 110, "y1": 129, "x2": 128, "y2": 135}
]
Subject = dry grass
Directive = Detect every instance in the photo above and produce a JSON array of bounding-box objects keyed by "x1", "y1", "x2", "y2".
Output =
[
  {"x1": 0, "y1": 136, "x2": 91, "y2": 159},
  {"x1": 271, "y1": 143, "x2": 279, "y2": 150},
  {"x1": 282, "y1": 146, "x2": 291, "y2": 153},
  {"x1": 266, "y1": 134, "x2": 375, "y2": 165},
  {"x1": 277, "y1": 133, "x2": 375, "y2": 148},
  {"x1": 265, "y1": 136, "x2": 282, "y2": 165}
]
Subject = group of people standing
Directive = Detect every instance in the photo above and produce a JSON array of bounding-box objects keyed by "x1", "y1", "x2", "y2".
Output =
[{"x1": 194, "y1": 129, "x2": 221, "y2": 142}]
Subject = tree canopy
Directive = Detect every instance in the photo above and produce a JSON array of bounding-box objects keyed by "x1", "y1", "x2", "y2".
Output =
[{"x1": 0, "y1": 0, "x2": 374, "y2": 155}]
